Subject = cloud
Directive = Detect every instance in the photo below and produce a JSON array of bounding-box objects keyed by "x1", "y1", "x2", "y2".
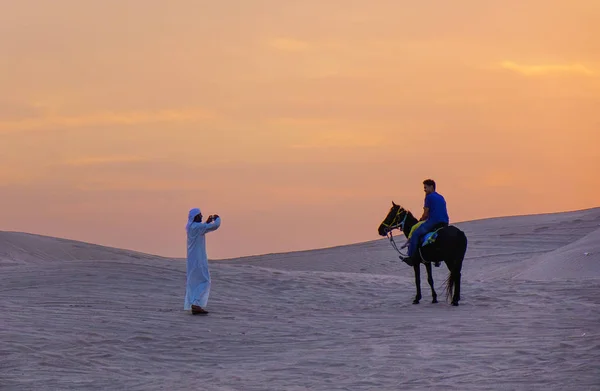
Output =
[
  {"x1": 0, "y1": 100, "x2": 45, "y2": 120},
  {"x1": 268, "y1": 117, "x2": 339, "y2": 127},
  {"x1": 265, "y1": 118, "x2": 388, "y2": 149},
  {"x1": 74, "y1": 178, "x2": 206, "y2": 192},
  {"x1": 264, "y1": 184, "x2": 375, "y2": 205},
  {"x1": 500, "y1": 61, "x2": 595, "y2": 76},
  {"x1": 290, "y1": 131, "x2": 384, "y2": 149},
  {"x1": 268, "y1": 38, "x2": 311, "y2": 52},
  {"x1": 480, "y1": 171, "x2": 519, "y2": 188},
  {"x1": 0, "y1": 107, "x2": 216, "y2": 133},
  {"x1": 0, "y1": 168, "x2": 32, "y2": 185},
  {"x1": 60, "y1": 156, "x2": 148, "y2": 167}
]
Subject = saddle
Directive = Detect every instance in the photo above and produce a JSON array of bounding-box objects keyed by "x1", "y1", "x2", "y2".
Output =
[{"x1": 420, "y1": 222, "x2": 448, "y2": 248}]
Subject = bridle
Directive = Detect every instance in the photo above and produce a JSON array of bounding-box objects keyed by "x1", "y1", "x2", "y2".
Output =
[{"x1": 381, "y1": 207, "x2": 409, "y2": 257}]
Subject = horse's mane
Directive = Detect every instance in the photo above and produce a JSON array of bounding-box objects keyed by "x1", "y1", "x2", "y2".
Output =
[{"x1": 397, "y1": 205, "x2": 415, "y2": 220}]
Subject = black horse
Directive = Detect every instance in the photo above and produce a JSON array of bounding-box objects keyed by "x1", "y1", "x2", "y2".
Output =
[{"x1": 377, "y1": 201, "x2": 468, "y2": 306}]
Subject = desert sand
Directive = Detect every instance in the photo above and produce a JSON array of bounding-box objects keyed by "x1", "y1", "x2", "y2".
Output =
[{"x1": 2, "y1": 207, "x2": 600, "y2": 390}]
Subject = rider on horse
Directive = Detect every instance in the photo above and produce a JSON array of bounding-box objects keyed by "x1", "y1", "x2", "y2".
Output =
[{"x1": 402, "y1": 179, "x2": 449, "y2": 264}]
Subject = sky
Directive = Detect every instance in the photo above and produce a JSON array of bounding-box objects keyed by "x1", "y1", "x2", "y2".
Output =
[{"x1": 1, "y1": 0, "x2": 599, "y2": 259}]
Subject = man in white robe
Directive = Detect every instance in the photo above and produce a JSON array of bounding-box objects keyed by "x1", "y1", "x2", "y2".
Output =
[{"x1": 184, "y1": 207, "x2": 221, "y2": 315}]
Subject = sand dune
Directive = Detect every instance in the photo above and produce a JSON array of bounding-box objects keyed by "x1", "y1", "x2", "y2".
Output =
[
  {"x1": 1, "y1": 208, "x2": 600, "y2": 390},
  {"x1": 513, "y1": 227, "x2": 600, "y2": 281},
  {"x1": 0, "y1": 231, "x2": 166, "y2": 267}
]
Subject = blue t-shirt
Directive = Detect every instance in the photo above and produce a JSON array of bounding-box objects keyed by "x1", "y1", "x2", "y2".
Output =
[{"x1": 424, "y1": 192, "x2": 449, "y2": 224}]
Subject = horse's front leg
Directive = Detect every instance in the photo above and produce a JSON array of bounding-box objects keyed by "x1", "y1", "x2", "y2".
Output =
[
  {"x1": 425, "y1": 262, "x2": 438, "y2": 303},
  {"x1": 413, "y1": 264, "x2": 422, "y2": 304}
]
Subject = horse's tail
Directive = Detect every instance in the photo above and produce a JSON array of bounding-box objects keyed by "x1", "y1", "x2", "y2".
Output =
[
  {"x1": 443, "y1": 229, "x2": 467, "y2": 302},
  {"x1": 443, "y1": 272, "x2": 454, "y2": 303}
]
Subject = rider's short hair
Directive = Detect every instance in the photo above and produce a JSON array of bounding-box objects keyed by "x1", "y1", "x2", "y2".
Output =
[{"x1": 423, "y1": 179, "x2": 436, "y2": 190}]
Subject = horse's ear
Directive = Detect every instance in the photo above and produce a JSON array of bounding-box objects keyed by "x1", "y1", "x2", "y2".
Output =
[{"x1": 392, "y1": 201, "x2": 397, "y2": 206}]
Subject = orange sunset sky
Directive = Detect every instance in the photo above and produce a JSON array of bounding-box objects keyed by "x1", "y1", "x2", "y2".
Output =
[{"x1": 1, "y1": 1, "x2": 599, "y2": 259}]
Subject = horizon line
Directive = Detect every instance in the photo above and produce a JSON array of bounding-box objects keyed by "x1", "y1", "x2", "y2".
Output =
[{"x1": 2, "y1": 205, "x2": 598, "y2": 261}]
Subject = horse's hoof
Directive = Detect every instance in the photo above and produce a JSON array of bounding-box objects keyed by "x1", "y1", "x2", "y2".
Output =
[
  {"x1": 432, "y1": 298, "x2": 438, "y2": 304},
  {"x1": 412, "y1": 300, "x2": 420, "y2": 305},
  {"x1": 451, "y1": 301, "x2": 459, "y2": 306}
]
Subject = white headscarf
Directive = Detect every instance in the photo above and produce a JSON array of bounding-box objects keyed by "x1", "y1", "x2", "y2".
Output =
[{"x1": 186, "y1": 207, "x2": 201, "y2": 231}]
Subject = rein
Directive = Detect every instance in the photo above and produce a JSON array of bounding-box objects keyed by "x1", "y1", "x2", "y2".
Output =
[
  {"x1": 383, "y1": 209, "x2": 409, "y2": 257},
  {"x1": 388, "y1": 230, "x2": 408, "y2": 257}
]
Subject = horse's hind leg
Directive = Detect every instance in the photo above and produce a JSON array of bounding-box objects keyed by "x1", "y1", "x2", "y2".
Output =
[
  {"x1": 413, "y1": 264, "x2": 422, "y2": 304},
  {"x1": 451, "y1": 234, "x2": 467, "y2": 306},
  {"x1": 425, "y1": 262, "x2": 438, "y2": 303}
]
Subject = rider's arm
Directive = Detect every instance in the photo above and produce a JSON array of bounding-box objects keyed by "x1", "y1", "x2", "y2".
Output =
[
  {"x1": 420, "y1": 194, "x2": 431, "y2": 221},
  {"x1": 420, "y1": 208, "x2": 429, "y2": 221}
]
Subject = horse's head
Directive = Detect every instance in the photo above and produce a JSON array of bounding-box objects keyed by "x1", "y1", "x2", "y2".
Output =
[{"x1": 377, "y1": 201, "x2": 409, "y2": 237}]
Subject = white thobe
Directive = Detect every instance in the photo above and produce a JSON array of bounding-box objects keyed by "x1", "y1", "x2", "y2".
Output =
[{"x1": 184, "y1": 208, "x2": 221, "y2": 310}]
